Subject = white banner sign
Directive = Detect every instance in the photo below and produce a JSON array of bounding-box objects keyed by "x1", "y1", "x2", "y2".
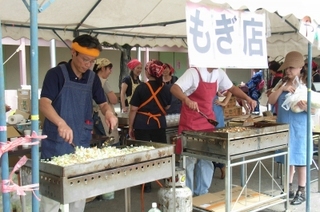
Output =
[
  {"x1": 299, "y1": 20, "x2": 317, "y2": 44},
  {"x1": 186, "y1": 3, "x2": 268, "y2": 69}
]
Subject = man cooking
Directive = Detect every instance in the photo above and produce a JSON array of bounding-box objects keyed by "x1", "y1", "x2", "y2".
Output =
[
  {"x1": 39, "y1": 34, "x2": 117, "y2": 212},
  {"x1": 171, "y1": 66, "x2": 256, "y2": 196}
]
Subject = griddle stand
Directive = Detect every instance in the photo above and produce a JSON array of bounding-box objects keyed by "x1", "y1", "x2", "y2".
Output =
[
  {"x1": 21, "y1": 140, "x2": 176, "y2": 212},
  {"x1": 181, "y1": 123, "x2": 290, "y2": 212}
]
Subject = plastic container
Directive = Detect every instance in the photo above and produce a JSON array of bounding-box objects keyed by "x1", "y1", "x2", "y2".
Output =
[
  {"x1": 16, "y1": 122, "x2": 31, "y2": 134},
  {"x1": 101, "y1": 191, "x2": 114, "y2": 200},
  {"x1": 24, "y1": 129, "x2": 31, "y2": 136},
  {"x1": 148, "y1": 202, "x2": 161, "y2": 212}
]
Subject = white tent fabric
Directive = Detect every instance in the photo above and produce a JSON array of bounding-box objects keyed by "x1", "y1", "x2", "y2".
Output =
[
  {"x1": 1, "y1": 0, "x2": 190, "y2": 47},
  {"x1": 210, "y1": 0, "x2": 320, "y2": 22},
  {"x1": 1, "y1": 0, "x2": 320, "y2": 58}
]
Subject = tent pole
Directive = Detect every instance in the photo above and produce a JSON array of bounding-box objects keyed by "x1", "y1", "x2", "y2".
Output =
[
  {"x1": 50, "y1": 39, "x2": 56, "y2": 68},
  {"x1": 30, "y1": 0, "x2": 40, "y2": 211},
  {"x1": 19, "y1": 38, "x2": 27, "y2": 86},
  {"x1": 136, "y1": 46, "x2": 141, "y2": 63},
  {"x1": 306, "y1": 42, "x2": 312, "y2": 212},
  {"x1": 0, "y1": 19, "x2": 12, "y2": 212},
  {"x1": 274, "y1": 12, "x2": 298, "y2": 32},
  {"x1": 142, "y1": 48, "x2": 150, "y2": 82}
]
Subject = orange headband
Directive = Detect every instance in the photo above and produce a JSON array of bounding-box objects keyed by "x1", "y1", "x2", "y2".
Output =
[{"x1": 71, "y1": 42, "x2": 100, "y2": 57}]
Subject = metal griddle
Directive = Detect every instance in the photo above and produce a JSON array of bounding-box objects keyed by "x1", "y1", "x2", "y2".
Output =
[
  {"x1": 181, "y1": 122, "x2": 290, "y2": 212},
  {"x1": 21, "y1": 140, "x2": 175, "y2": 205},
  {"x1": 182, "y1": 122, "x2": 289, "y2": 160}
]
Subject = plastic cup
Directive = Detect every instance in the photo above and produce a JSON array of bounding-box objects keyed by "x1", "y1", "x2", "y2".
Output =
[
  {"x1": 10, "y1": 137, "x2": 18, "y2": 142},
  {"x1": 24, "y1": 130, "x2": 31, "y2": 136},
  {"x1": 22, "y1": 144, "x2": 29, "y2": 149}
]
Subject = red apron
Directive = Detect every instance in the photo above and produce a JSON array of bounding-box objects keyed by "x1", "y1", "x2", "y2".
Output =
[
  {"x1": 137, "y1": 82, "x2": 166, "y2": 128},
  {"x1": 176, "y1": 68, "x2": 217, "y2": 154}
]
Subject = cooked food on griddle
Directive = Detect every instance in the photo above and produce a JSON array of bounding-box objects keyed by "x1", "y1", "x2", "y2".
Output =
[
  {"x1": 42, "y1": 145, "x2": 155, "y2": 167},
  {"x1": 215, "y1": 126, "x2": 251, "y2": 133}
]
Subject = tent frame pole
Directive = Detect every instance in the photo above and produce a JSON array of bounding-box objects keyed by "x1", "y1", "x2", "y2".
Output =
[
  {"x1": 0, "y1": 19, "x2": 11, "y2": 212},
  {"x1": 306, "y1": 42, "x2": 312, "y2": 212},
  {"x1": 30, "y1": 0, "x2": 40, "y2": 211}
]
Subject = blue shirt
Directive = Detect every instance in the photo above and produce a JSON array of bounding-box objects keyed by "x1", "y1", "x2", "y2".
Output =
[
  {"x1": 246, "y1": 70, "x2": 263, "y2": 92},
  {"x1": 41, "y1": 60, "x2": 106, "y2": 104}
]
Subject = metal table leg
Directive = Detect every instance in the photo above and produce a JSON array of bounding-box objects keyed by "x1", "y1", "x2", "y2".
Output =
[
  {"x1": 240, "y1": 157, "x2": 246, "y2": 186},
  {"x1": 125, "y1": 187, "x2": 131, "y2": 212},
  {"x1": 18, "y1": 170, "x2": 26, "y2": 212}
]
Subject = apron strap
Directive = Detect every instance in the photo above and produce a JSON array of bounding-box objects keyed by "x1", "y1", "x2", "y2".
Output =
[
  {"x1": 127, "y1": 76, "x2": 139, "y2": 103},
  {"x1": 138, "y1": 82, "x2": 167, "y2": 115},
  {"x1": 137, "y1": 111, "x2": 161, "y2": 128},
  {"x1": 193, "y1": 67, "x2": 203, "y2": 82}
]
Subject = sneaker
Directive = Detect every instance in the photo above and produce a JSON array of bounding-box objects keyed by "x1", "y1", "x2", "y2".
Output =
[{"x1": 290, "y1": 191, "x2": 306, "y2": 205}]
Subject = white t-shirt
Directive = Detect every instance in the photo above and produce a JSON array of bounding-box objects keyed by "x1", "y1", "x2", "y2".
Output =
[
  {"x1": 175, "y1": 67, "x2": 233, "y2": 96},
  {"x1": 102, "y1": 78, "x2": 112, "y2": 102}
]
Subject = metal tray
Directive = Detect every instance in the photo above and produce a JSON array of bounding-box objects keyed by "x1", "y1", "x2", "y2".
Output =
[
  {"x1": 182, "y1": 122, "x2": 289, "y2": 140},
  {"x1": 181, "y1": 123, "x2": 289, "y2": 158},
  {"x1": 22, "y1": 140, "x2": 175, "y2": 204},
  {"x1": 31, "y1": 140, "x2": 174, "y2": 178}
]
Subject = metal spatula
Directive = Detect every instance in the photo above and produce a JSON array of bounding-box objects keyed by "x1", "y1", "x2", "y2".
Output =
[
  {"x1": 198, "y1": 111, "x2": 219, "y2": 127},
  {"x1": 243, "y1": 115, "x2": 254, "y2": 126}
]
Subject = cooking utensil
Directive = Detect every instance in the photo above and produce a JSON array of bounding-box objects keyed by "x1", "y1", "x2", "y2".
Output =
[
  {"x1": 70, "y1": 142, "x2": 76, "y2": 148},
  {"x1": 243, "y1": 115, "x2": 254, "y2": 126},
  {"x1": 102, "y1": 136, "x2": 115, "y2": 147},
  {"x1": 198, "y1": 111, "x2": 219, "y2": 127}
]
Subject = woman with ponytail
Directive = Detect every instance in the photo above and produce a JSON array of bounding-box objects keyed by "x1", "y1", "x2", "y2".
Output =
[
  {"x1": 128, "y1": 60, "x2": 172, "y2": 192},
  {"x1": 128, "y1": 60, "x2": 171, "y2": 143}
]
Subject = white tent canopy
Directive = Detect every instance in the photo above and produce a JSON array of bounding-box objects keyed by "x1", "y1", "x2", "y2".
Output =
[
  {"x1": 1, "y1": 0, "x2": 320, "y2": 59},
  {"x1": 0, "y1": 1, "x2": 317, "y2": 211}
]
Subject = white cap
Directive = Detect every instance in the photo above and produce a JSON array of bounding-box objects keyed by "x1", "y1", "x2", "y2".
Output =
[{"x1": 152, "y1": 202, "x2": 157, "y2": 208}]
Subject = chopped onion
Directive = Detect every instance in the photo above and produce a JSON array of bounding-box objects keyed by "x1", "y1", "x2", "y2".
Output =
[{"x1": 42, "y1": 145, "x2": 155, "y2": 167}]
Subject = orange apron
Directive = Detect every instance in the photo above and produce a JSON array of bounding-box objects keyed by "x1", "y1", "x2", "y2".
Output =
[{"x1": 137, "y1": 82, "x2": 166, "y2": 128}]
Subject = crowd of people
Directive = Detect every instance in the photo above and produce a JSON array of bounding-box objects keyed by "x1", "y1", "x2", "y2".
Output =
[
  {"x1": 121, "y1": 52, "x2": 318, "y2": 205},
  {"x1": 35, "y1": 33, "x2": 320, "y2": 211},
  {"x1": 36, "y1": 34, "x2": 257, "y2": 212}
]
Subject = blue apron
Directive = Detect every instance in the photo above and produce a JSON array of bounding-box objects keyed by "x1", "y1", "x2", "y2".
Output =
[
  {"x1": 41, "y1": 64, "x2": 95, "y2": 159},
  {"x1": 213, "y1": 95, "x2": 225, "y2": 128},
  {"x1": 277, "y1": 91, "x2": 312, "y2": 165}
]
